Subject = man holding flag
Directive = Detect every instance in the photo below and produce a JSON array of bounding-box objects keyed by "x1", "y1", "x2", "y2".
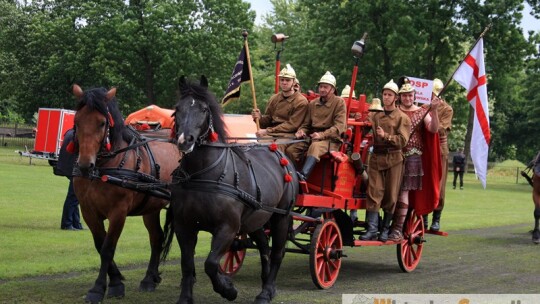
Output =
[{"x1": 452, "y1": 37, "x2": 490, "y2": 188}]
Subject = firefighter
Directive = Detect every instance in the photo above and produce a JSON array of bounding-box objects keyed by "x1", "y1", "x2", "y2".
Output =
[
  {"x1": 361, "y1": 79, "x2": 411, "y2": 241},
  {"x1": 425, "y1": 78, "x2": 453, "y2": 231},
  {"x1": 251, "y1": 63, "x2": 308, "y2": 164},
  {"x1": 291, "y1": 71, "x2": 347, "y2": 181}
]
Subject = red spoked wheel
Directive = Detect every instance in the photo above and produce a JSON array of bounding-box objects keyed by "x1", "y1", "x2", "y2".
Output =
[
  {"x1": 219, "y1": 234, "x2": 247, "y2": 276},
  {"x1": 397, "y1": 209, "x2": 425, "y2": 272},
  {"x1": 309, "y1": 220, "x2": 343, "y2": 289}
]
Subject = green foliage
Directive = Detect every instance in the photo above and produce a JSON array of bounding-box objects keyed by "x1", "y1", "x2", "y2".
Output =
[{"x1": 0, "y1": 0, "x2": 538, "y2": 162}]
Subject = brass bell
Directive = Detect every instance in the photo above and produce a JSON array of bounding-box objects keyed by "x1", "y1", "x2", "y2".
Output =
[{"x1": 369, "y1": 98, "x2": 384, "y2": 112}]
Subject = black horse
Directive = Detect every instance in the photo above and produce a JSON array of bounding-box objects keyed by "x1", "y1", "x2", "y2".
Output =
[{"x1": 166, "y1": 76, "x2": 298, "y2": 303}]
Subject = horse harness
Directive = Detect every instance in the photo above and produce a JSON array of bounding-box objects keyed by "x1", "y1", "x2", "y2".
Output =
[
  {"x1": 73, "y1": 126, "x2": 171, "y2": 201},
  {"x1": 521, "y1": 151, "x2": 540, "y2": 187},
  {"x1": 172, "y1": 144, "x2": 295, "y2": 215}
]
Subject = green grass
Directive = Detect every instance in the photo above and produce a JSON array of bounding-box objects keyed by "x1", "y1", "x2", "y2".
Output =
[
  {"x1": 0, "y1": 157, "x2": 537, "y2": 303},
  {"x1": 0, "y1": 160, "x2": 211, "y2": 280},
  {"x1": 0, "y1": 155, "x2": 533, "y2": 280}
]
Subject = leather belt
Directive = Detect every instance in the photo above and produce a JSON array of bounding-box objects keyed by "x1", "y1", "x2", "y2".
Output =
[{"x1": 372, "y1": 147, "x2": 402, "y2": 154}]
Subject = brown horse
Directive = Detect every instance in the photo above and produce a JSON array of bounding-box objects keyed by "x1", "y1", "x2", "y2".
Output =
[
  {"x1": 522, "y1": 152, "x2": 540, "y2": 244},
  {"x1": 72, "y1": 85, "x2": 180, "y2": 303}
]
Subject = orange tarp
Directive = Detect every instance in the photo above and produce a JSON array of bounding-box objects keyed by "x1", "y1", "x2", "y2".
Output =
[
  {"x1": 125, "y1": 105, "x2": 175, "y2": 129},
  {"x1": 125, "y1": 105, "x2": 257, "y2": 139}
]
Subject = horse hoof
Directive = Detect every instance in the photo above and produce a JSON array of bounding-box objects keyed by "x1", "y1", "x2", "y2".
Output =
[
  {"x1": 85, "y1": 291, "x2": 104, "y2": 303},
  {"x1": 219, "y1": 286, "x2": 237, "y2": 301},
  {"x1": 532, "y1": 229, "x2": 540, "y2": 244},
  {"x1": 253, "y1": 296, "x2": 271, "y2": 304},
  {"x1": 139, "y1": 281, "x2": 157, "y2": 292},
  {"x1": 107, "y1": 283, "x2": 125, "y2": 299}
]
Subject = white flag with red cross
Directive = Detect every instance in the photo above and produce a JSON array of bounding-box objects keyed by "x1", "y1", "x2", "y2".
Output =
[{"x1": 452, "y1": 38, "x2": 490, "y2": 188}]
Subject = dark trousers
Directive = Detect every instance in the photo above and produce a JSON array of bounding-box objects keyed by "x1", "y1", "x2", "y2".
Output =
[
  {"x1": 61, "y1": 178, "x2": 82, "y2": 229},
  {"x1": 453, "y1": 170, "x2": 464, "y2": 188}
]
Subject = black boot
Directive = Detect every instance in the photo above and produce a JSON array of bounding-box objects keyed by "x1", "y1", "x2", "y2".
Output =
[
  {"x1": 360, "y1": 211, "x2": 379, "y2": 240},
  {"x1": 422, "y1": 215, "x2": 429, "y2": 231},
  {"x1": 430, "y1": 210, "x2": 442, "y2": 232},
  {"x1": 378, "y1": 212, "x2": 393, "y2": 242},
  {"x1": 297, "y1": 156, "x2": 317, "y2": 181}
]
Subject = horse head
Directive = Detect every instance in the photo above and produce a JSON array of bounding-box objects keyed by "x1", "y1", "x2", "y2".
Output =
[
  {"x1": 172, "y1": 76, "x2": 228, "y2": 153},
  {"x1": 73, "y1": 84, "x2": 123, "y2": 172}
]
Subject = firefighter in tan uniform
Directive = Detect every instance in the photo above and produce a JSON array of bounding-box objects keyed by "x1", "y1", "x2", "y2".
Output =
[
  {"x1": 425, "y1": 78, "x2": 453, "y2": 231},
  {"x1": 251, "y1": 64, "x2": 308, "y2": 163},
  {"x1": 290, "y1": 71, "x2": 347, "y2": 181},
  {"x1": 361, "y1": 79, "x2": 412, "y2": 241}
]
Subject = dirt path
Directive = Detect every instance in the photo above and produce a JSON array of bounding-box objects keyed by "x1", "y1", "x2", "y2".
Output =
[{"x1": 2, "y1": 223, "x2": 538, "y2": 303}]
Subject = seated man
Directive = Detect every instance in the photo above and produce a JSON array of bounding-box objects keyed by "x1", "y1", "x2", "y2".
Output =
[
  {"x1": 289, "y1": 71, "x2": 347, "y2": 180},
  {"x1": 251, "y1": 63, "x2": 308, "y2": 164}
]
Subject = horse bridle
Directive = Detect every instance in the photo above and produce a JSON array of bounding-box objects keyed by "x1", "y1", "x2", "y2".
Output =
[{"x1": 172, "y1": 98, "x2": 216, "y2": 150}]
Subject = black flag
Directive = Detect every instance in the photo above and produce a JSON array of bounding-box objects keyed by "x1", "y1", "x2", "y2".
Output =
[{"x1": 222, "y1": 44, "x2": 251, "y2": 105}]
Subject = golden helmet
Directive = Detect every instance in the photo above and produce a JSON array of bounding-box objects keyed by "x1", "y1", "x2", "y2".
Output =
[
  {"x1": 278, "y1": 63, "x2": 296, "y2": 79},
  {"x1": 369, "y1": 98, "x2": 384, "y2": 112},
  {"x1": 318, "y1": 71, "x2": 336, "y2": 88},
  {"x1": 432, "y1": 78, "x2": 444, "y2": 95},
  {"x1": 382, "y1": 79, "x2": 399, "y2": 95},
  {"x1": 340, "y1": 85, "x2": 356, "y2": 98},
  {"x1": 398, "y1": 77, "x2": 414, "y2": 94}
]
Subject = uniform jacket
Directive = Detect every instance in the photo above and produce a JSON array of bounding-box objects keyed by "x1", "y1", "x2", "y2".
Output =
[
  {"x1": 437, "y1": 101, "x2": 453, "y2": 156},
  {"x1": 259, "y1": 90, "x2": 308, "y2": 135},
  {"x1": 298, "y1": 94, "x2": 346, "y2": 141},
  {"x1": 368, "y1": 109, "x2": 411, "y2": 171}
]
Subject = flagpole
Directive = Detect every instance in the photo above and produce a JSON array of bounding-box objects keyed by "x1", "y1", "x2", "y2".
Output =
[
  {"x1": 242, "y1": 30, "x2": 259, "y2": 130},
  {"x1": 438, "y1": 23, "x2": 492, "y2": 97}
]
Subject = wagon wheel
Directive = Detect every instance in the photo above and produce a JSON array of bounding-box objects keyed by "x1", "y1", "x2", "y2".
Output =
[
  {"x1": 309, "y1": 219, "x2": 343, "y2": 289},
  {"x1": 397, "y1": 209, "x2": 425, "y2": 273},
  {"x1": 219, "y1": 234, "x2": 247, "y2": 276}
]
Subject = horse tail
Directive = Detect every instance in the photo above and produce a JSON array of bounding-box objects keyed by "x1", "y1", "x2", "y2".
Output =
[
  {"x1": 521, "y1": 170, "x2": 534, "y2": 187},
  {"x1": 160, "y1": 206, "x2": 175, "y2": 263}
]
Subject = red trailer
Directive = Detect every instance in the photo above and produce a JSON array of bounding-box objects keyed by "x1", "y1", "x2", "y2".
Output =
[{"x1": 18, "y1": 108, "x2": 75, "y2": 162}]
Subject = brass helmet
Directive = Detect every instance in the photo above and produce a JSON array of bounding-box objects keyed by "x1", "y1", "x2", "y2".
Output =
[
  {"x1": 318, "y1": 71, "x2": 337, "y2": 88},
  {"x1": 398, "y1": 77, "x2": 414, "y2": 94},
  {"x1": 278, "y1": 63, "x2": 296, "y2": 80},
  {"x1": 340, "y1": 85, "x2": 356, "y2": 98},
  {"x1": 432, "y1": 78, "x2": 444, "y2": 96},
  {"x1": 382, "y1": 79, "x2": 399, "y2": 95},
  {"x1": 369, "y1": 98, "x2": 384, "y2": 112}
]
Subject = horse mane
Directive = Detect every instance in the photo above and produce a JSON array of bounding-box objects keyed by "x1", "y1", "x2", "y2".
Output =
[
  {"x1": 179, "y1": 77, "x2": 229, "y2": 142},
  {"x1": 76, "y1": 87, "x2": 131, "y2": 149}
]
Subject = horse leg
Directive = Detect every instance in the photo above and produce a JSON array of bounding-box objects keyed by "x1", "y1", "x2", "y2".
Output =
[
  {"x1": 249, "y1": 228, "x2": 271, "y2": 285},
  {"x1": 139, "y1": 212, "x2": 164, "y2": 291},
  {"x1": 176, "y1": 225, "x2": 198, "y2": 304},
  {"x1": 205, "y1": 227, "x2": 238, "y2": 301},
  {"x1": 255, "y1": 215, "x2": 289, "y2": 304},
  {"x1": 533, "y1": 206, "x2": 540, "y2": 244},
  {"x1": 84, "y1": 213, "x2": 127, "y2": 302}
]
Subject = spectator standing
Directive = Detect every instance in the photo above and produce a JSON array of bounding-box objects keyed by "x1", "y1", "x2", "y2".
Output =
[
  {"x1": 55, "y1": 128, "x2": 83, "y2": 230},
  {"x1": 453, "y1": 147, "x2": 466, "y2": 190}
]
